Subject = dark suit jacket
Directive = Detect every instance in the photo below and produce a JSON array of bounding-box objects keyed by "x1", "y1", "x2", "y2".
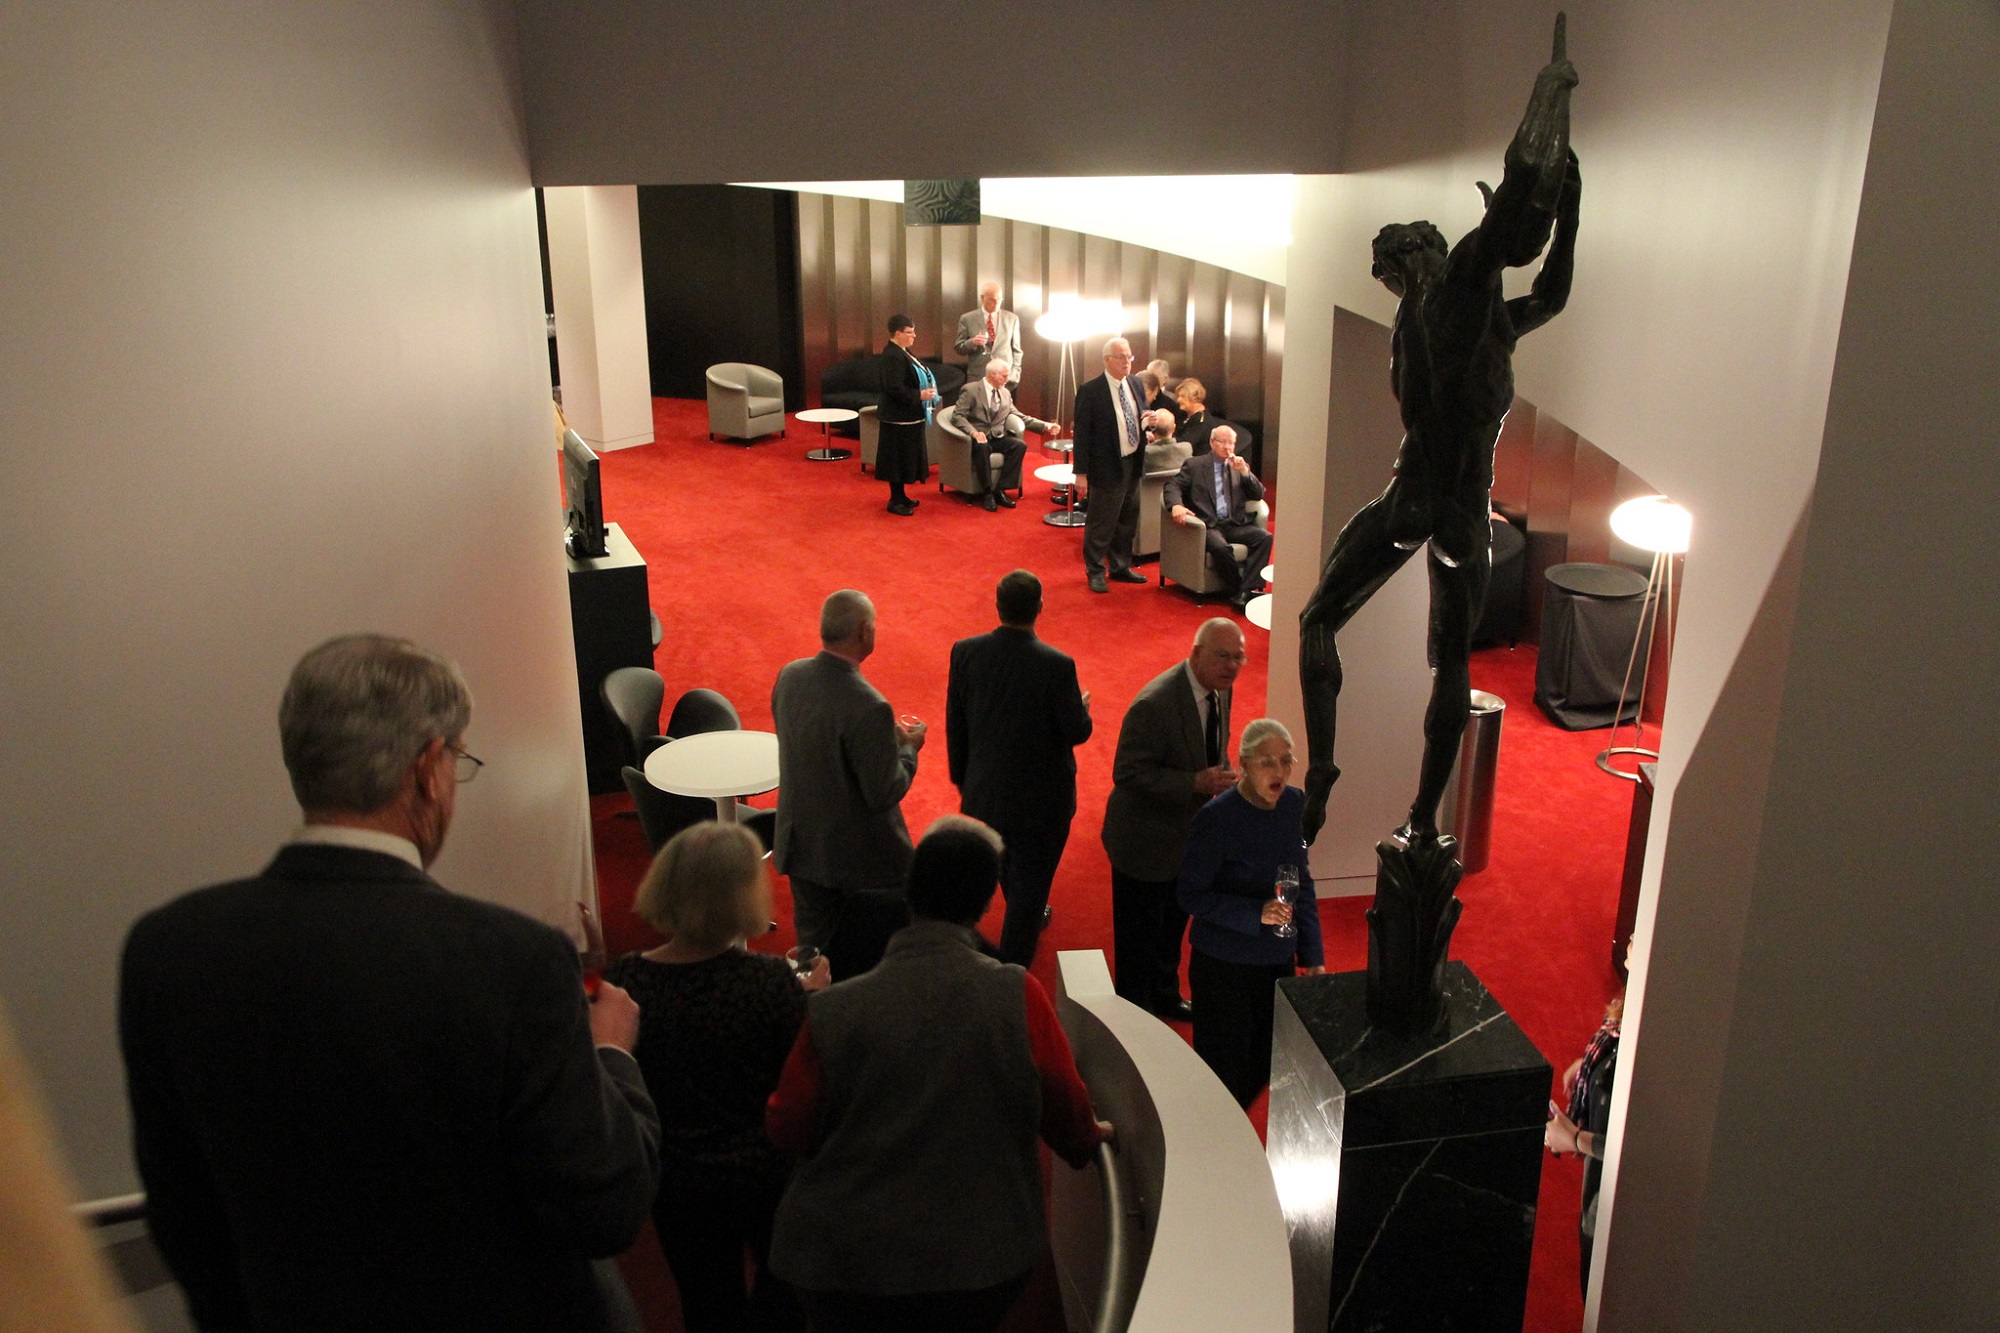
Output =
[
  {"x1": 1101, "y1": 663, "x2": 1232, "y2": 882},
  {"x1": 118, "y1": 843, "x2": 661, "y2": 1333},
  {"x1": 772, "y1": 650, "x2": 919, "y2": 887},
  {"x1": 1165, "y1": 451, "x2": 1267, "y2": 528},
  {"x1": 1071, "y1": 371, "x2": 1148, "y2": 484},
  {"x1": 946, "y1": 626, "x2": 1093, "y2": 829}
]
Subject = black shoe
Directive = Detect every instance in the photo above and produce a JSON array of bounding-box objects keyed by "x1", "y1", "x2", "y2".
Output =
[
  {"x1": 1109, "y1": 568, "x2": 1147, "y2": 584},
  {"x1": 981, "y1": 492, "x2": 998, "y2": 511},
  {"x1": 1153, "y1": 997, "x2": 1194, "y2": 1023},
  {"x1": 1088, "y1": 572, "x2": 1109, "y2": 594},
  {"x1": 887, "y1": 498, "x2": 917, "y2": 516},
  {"x1": 996, "y1": 492, "x2": 1017, "y2": 509}
]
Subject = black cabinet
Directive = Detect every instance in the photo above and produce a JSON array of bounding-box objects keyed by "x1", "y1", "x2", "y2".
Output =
[{"x1": 567, "y1": 522, "x2": 654, "y2": 794}]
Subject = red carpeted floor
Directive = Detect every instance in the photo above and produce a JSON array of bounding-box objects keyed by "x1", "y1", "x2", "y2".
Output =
[{"x1": 593, "y1": 397, "x2": 1627, "y2": 1332}]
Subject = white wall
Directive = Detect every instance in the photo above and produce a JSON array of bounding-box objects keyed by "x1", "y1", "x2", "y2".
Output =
[
  {"x1": 750, "y1": 178, "x2": 1298, "y2": 286},
  {"x1": 0, "y1": 0, "x2": 591, "y2": 1194},
  {"x1": 545, "y1": 184, "x2": 656, "y2": 450}
]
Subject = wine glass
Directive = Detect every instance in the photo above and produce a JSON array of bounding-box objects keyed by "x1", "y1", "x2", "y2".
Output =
[{"x1": 1272, "y1": 865, "x2": 1300, "y2": 939}]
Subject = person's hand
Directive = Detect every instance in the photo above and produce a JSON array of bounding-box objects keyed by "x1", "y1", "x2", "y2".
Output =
[
  {"x1": 971, "y1": 331, "x2": 989, "y2": 347},
  {"x1": 1561, "y1": 1057, "x2": 1583, "y2": 1100},
  {"x1": 1228, "y1": 454, "x2": 1251, "y2": 475},
  {"x1": 920, "y1": 386, "x2": 937, "y2": 401},
  {"x1": 1071, "y1": 474, "x2": 1088, "y2": 498},
  {"x1": 802, "y1": 955, "x2": 832, "y2": 992},
  {"x1": 1194, "y1": 764, "x2": 1236, "y2": 796},
  {"x1": 1545, "y1": 1107, "x2": 1583, "y2": 1157},
  {"x1": 972, "y1": 430, "x2": 988, "y2": 443},
  {"x1": 1080, "y1": 690, "x2": 1091, "y2": 711},
  {"x1": 1261, "y1": 898, "x2": 1293, "y2": 928},
  {"x1": 898, "y1": 719, "x2": 928, "y2": 749},
  {"x1": 588, "y1": 979, "x2": 641, "y2": 1053},
  {"x1": 1172, "y1": 504, "x2": 1199, "y2": 527},
  {"x1": 1301, "y1": 965, "x2": 1326, "y2": 976}
]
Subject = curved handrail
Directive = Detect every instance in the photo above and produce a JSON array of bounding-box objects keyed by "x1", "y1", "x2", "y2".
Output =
[
  {"x1": 73, "y1": 1192, "x2": 147, "y2": 1228},
  {"x1": 1092, "y1": 1139, "x2": 1133, "y2": 1333}
]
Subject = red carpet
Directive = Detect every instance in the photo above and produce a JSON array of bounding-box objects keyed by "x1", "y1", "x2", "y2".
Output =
[{"x1": 594, "y1": 397, "x2": 1627, "y2": 1331}]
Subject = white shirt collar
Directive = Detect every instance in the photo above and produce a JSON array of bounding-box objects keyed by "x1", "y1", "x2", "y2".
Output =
[{"x1": 290, "y1": 824, "x2": 424, "y2": 870}]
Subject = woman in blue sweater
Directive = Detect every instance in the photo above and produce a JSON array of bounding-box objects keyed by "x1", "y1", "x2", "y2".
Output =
[{"x1": 1178, "y1": 717, "x2": 1327, "y2": 1106}]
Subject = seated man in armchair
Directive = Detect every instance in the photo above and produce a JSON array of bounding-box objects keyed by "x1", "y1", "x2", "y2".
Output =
[
  {"x1": 953, "y1": 358, "x2": 1057, "y2": 512},
  {"x1": 1164, "y1": 424, "x2": 1272, "y2": 607}
]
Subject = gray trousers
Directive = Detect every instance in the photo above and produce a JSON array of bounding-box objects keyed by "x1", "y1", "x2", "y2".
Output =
[{"x1": 1081, "y1": 449, "x2": 1143, "y2": 577}]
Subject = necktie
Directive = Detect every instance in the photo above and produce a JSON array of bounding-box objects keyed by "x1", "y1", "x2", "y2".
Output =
[
  {"x1": 1117, "y1": 379, "x2": 1139, "y2": 455},
  {"x1": 1213, "y1": 461, "x2": 1231, "y2": 522},
  {"x1": 986, "y1": 313, "x2": 996, "y2": 345},
  {"x1": 1205, "y1": 691, "x2": 1222, "y2": 767}
]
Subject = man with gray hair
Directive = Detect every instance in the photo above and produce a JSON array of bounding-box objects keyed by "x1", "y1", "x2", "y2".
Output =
[
  {"x1": 1071, "y1": 336, "x2": 1151, "y2": 593},
  {"x1": 1165, "y1": 421, "x2": 1272, "y2": 608},
  {"x1": 953, "y1": 280, "x2": 1023, "y2": 386},
  {"x1": 119, "y1": 633, "x2": 662, "y2": 1332},
  {"x1": 952, "y1": 358, "x2": 1056, "y2": 511},
  {"x1": 773, "y1": 590, "x2": 927, "y2": 950}
]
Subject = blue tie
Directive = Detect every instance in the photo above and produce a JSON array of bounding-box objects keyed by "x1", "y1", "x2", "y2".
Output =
[
  {"x1": 1213, "y1": 461, "x2": 1231, "y2": 522},
  {"x1": 1116, "y1": 378, "x2": 1139, "y2": 453}
]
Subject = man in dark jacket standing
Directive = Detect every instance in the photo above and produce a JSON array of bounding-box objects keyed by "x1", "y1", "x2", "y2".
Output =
[
  {"x1": 946, "y1": 570, "x2": 1093, "y2": 964},
  {"x1": 119, "y1": 633, "x2": 661, "y2": 1333}
]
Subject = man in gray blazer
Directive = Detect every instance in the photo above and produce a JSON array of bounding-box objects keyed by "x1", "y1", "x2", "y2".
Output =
[
  {"x1": 954, "y1": 281, "x2": 1023, "y2": 386},
  {"x1": 773, "y1": 590, "x2": 927, "y2": 950},
  {"x1": 953, "y1": 359, "x2": 1058, "y2": 511},
  {"x1": 1102, "y1": 618, "x2": 1247, "y2": 1020}
]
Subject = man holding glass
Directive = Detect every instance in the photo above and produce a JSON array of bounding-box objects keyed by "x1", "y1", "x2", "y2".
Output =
[{"x1": 119, "y1": 633, "x2": 661, "y2": 1332}]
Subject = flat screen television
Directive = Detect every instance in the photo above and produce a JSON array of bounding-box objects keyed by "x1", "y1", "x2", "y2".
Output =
[{"x1": 560, "y1": 427, "x2": 607, "y2": 558}]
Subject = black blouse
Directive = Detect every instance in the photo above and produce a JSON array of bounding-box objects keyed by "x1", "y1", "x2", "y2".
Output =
[{"x1": 601, "y1": 948, "x2": 805, "y2": 1192}]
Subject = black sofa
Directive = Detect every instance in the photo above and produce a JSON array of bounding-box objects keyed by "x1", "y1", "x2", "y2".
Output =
[{"x1": 819, "y1": 353, "x2": 968, "y2": 437}]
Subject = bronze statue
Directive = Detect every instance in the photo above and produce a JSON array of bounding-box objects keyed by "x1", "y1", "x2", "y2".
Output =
[{"x1": 1301, "y1": 15, "x2": 1579, "y2": 850}]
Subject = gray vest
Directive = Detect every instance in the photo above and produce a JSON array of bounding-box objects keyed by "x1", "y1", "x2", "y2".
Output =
[{"x1": 770, "y1": 921, "x2": 1044, "y2": 1294}]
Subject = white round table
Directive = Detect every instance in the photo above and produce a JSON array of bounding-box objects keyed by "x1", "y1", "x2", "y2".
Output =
[
  {"x1": 643, "y1": 730, "x2": 780, "y2": 823},
  {"x1": 1261, "y1": 564, "x2": 1275, "y2": 584},
  {"x1": 1244, "y1": 593, "x2": 1274, "y2": 630},
  {"x1": 1034, "y1": 463, "x2": 1086, "y2": 528},
  {"x1": 797, "y1": 407, "x2": 859, "y2": 462}
]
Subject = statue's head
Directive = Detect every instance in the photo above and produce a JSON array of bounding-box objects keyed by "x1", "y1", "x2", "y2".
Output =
[{"x1": 1371, "y1": 222, "x2": 1448, "y2": 297}]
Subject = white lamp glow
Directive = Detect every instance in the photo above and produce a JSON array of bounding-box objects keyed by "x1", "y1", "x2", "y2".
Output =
[
  {"x1": 1609, "y1": 495, "x2": 1692, "y2": 554},
  {"x1": 1598, "y1": 495, "x2": 1692, "y2": 780}
]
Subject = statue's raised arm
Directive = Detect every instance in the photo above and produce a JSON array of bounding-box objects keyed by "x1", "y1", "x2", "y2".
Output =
[{"x1": 1467, "y1": 14, "x2": 1580, "y2": 286}]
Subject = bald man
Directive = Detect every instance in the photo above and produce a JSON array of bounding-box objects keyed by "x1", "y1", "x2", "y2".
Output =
[{"x1": 1101, "y1": 619, "x2": 1247, "y2": 1020}]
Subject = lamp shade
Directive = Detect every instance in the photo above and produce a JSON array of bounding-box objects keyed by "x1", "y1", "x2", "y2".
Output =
[
  {"x1": 1609, "y1": 495, "x2": 1692, "y2": 554},
  {"x1": 1034, "y1": 298, "x2": 1123, "y2": 345}
]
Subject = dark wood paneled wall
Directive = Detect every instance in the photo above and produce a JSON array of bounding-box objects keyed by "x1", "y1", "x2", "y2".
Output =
[
  {"x1": 795, "y1": 192, "x2": 1284, "y2": 476},
  {"x1": 1491, "y1": 398, "x2": 1677, "y2": 723}
]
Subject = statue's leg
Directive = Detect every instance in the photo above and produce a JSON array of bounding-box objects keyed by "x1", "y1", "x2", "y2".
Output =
[
  {"x1": 1299, "y1": 487, "x2": 1416, "y2": 844},
  {"x1": 1406, "y1": 525, "x2": 1492, "y2": 840}
]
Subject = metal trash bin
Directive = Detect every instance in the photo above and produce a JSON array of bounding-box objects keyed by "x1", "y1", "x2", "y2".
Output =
[{"x1": 1439, "y1": 690, "x2": 1505, "y2": 873}]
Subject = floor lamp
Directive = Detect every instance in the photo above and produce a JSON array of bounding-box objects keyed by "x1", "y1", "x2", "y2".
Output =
[{"x1": 1596, "y1": 495, "x2": 1691, "y2": 781}]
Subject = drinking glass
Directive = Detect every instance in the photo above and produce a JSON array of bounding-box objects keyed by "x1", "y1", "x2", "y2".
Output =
[
  {"x1": 576, "y1": 900, "x2": 609, "y2": 998},
  {"x1": 1272, "y1": 865, "x2": 1300, "y2": 939}
]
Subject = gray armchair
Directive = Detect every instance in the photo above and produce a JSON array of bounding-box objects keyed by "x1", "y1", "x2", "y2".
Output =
[
  {"x1": 1137, "y1": 439, "x2": 1194, "y2": 559},
  {"x1": 705, "y1": 362, "x2": 786, "y2": 443},
  {"x1": 932, "y1": 405, "x2": 1019, "y2": 500},
  {"x1": 859, "y1": 404, "x2": 940, "y2": 475},
  {"x1": 1159, "y1": 497, "x2": 1270, "y2": 598}
]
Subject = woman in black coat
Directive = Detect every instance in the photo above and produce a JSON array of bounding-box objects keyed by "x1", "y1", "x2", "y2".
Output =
[{"x1": 876, "y1": 313, "x2": 936, "y2": 516}]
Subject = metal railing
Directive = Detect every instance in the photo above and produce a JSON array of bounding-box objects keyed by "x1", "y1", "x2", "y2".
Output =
[
  {"x1": 74, "y1": 1193, "x2": 147, "y2": 1229},
  {"x1": 1091, "y1": 1139, "x2": 1137, "y2": 1333}
]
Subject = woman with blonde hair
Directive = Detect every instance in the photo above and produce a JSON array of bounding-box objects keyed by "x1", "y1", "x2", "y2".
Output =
[{"x1": 604, "y1": 821, "x2": 825, "y2": 1333}]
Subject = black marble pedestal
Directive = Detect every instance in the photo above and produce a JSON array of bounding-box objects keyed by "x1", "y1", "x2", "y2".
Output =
[{"x1": 1270, "y1": 963, "x2": 1550, "y2": 1333}]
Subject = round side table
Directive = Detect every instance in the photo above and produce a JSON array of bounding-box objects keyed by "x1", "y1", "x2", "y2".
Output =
[
  {"x1": 797, "y1": 407, "x2": 860, "y2": 462},
  {"x1": 1034, "y1": 463, "x2": 1086, "y2": 528}
]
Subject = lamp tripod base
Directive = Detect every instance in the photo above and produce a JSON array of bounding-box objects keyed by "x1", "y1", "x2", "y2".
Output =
[{"x1": 1595, "y1": 745, "x2": 1659, "y2": 781}]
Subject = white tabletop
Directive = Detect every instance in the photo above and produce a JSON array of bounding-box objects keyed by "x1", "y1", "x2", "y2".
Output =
[
  {"x1": 1244, "y1": 593, "x2": 1273, "y2": 630},
  {"x1": 644, "y1": 730, "x2": 780, "y2": 798},
  {"x1": 1034, "y1": 463, "x2": 1074, "y2": 484},
  {"x1": 796, "y1": 408, "x2": 859, "y2": 425},
  {"x1": 1261, "y1": 564, "x2": 1275, "y2": 583}
]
